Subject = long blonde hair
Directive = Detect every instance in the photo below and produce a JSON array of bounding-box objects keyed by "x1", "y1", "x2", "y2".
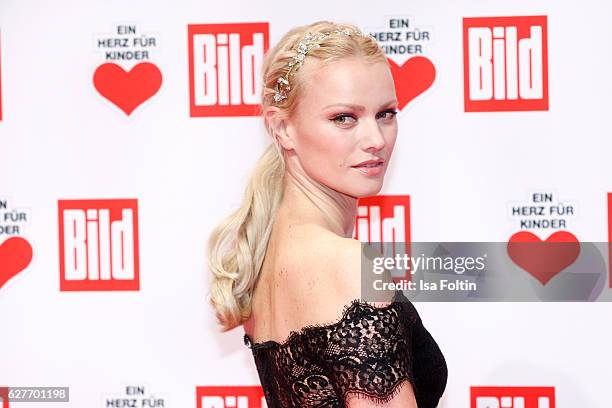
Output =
[{"x1": 206, "y1": 20, "x2": 388, "y2": 332}]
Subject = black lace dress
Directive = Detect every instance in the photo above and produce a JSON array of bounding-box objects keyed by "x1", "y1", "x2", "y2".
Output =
[{"x1": 243, "y1": 289, "x2": 448, "y2": 407}]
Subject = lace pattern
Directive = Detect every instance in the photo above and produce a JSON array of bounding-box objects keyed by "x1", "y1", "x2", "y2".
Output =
[{"x1": 243, "y1": 290, "x2": 447, "y2": 407}]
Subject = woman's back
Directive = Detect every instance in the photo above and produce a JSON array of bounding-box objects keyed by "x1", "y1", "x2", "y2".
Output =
[
  {"x1": 243, "y1": 221, "x2": 447, "y2": 407},
  {"x1": 244, "y1": 222, "x2": 358, "y2": 345}
]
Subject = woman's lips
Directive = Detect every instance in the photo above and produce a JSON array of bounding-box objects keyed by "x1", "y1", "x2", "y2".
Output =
[{"x1": 351, "y1": 161, "x2": 384, "y2": 176}]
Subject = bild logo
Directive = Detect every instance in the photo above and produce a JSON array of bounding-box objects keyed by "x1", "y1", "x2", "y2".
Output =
[
  {"x1": 0, "y1": 386, "x2": 9, "y2": 407},
  {"x1": 463, "y1": 16, "x2": 548, "y2": 112},
  {"x1": 471, "y1": 386, "x2": 555, "y2": 408},
  {"x1": 354, "y1": 195, "x2": 411, "y2": 282},
  {"x1": 58, "y1": 199, "x2": 139, "y2": 291},
  {"x1": 196, "y1": 386, "x2": 266, "y2": 408},
  {"x1": 188, "y1": 22, "x2": 269, "y2": 117},
  {"x1": 0, "y1": 29, "x2": 3, "y2": 121}
]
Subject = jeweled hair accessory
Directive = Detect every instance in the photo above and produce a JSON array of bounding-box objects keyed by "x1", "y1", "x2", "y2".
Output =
[{"x1": 273, "y1": 28, "x2": 372, "y2": 103}]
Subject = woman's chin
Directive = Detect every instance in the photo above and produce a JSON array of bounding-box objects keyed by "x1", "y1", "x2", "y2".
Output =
[{"x1": 349, "y1": 181, "x2": 385, "y2": 198}]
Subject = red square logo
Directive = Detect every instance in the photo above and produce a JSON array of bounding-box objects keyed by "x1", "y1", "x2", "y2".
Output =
[
  {"x1": 196, "y1": 386, "x2": 265, "y2": 408},
  {"x1": 58, "y1": 199, "x2": 140, "y2": 291},
  {"x1": 0, "y1": 31, "x2": 3, "y2": 121},
  {"x1": 463, "y1": 16, "x2": 548, "y2": 112},
  {"x1": 354, "y1": 195, "x2": 412, "y2": 282},
  {"x1": 188, "y1": 22, "x2": 269, "y2": 117},
  {"x1": 0, "y1": 387, "x2": 9, "y2": 408},
  {"x1": 471, "y1": 386, "x2": 555, "y2": 408}
]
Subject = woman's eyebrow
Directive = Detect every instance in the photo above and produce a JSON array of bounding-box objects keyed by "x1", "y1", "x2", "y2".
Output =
[{"x1": 322, "y1": 100, "x2": 398, "y2": 111}]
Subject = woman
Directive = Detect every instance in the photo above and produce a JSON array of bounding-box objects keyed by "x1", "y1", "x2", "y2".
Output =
[{"x1": 207, "y1": 20, "x2": 447, "y2": 407}]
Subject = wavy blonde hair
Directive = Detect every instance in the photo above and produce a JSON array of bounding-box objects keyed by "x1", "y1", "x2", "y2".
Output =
[{"x1": 206, "y1": 20, "x2": 388, "y2": 332}]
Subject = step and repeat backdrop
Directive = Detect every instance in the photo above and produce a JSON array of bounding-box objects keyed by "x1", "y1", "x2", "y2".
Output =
[{"x1": 1, "y1": 0, "x2": 611, "y2": 407}]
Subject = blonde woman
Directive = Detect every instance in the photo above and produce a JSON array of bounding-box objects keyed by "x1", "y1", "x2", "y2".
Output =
[{"x1": 207, "y1": 20, "x2": 447, "y2": 407}]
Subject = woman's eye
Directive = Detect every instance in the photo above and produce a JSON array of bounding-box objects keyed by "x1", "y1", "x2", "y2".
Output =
[
  {"x1": 331, "y1": 114, "x2": 356, "y2": 125},
  {"x1": 330, "y1": 110, "x2": 397, "y2": 125},
  {"x1": 377, "y1": 109, "x2": 398, "y2": 120}
]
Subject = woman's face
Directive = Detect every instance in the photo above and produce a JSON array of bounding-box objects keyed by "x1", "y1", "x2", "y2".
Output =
[{"x1": 283, "y1": 56, "x2": 398, "y2": 199}]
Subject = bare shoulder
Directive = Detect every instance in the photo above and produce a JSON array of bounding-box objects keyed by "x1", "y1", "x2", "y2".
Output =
[
  {"x1": 325, "y1": 234, "x2": 363, "y2": 297},
  {"x1": 273, "y1": 224, "x2": 396, "y2": 328},
  {"x1": 285, "y1": 225, "x2": 390, "y2": 317},
  {"x1": 326, "y1": 236, "x2": 397, "y2": 306}
]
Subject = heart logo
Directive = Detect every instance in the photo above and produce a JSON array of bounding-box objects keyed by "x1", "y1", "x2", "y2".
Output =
[
  {"x1": 0, "y1": 237, "x2": 33, "y2": 290},
  {"x1": 93, "y1": 62, "x2": 162, "y2": 115},
  {"x1": 387, "y1": 56, "x2": 436, "y2": 110},
  {"x1": 507, "y1": 231, "x2": 580, "y2": 285}
]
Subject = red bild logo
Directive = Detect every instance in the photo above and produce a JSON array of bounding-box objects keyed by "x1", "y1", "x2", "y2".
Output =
[
  {"x1": 354, "y1": 195, "x2": 411, "y2": 282},
  {"x1": 196, "y1": 386, "x2": 266, "y2": 408},
  {"x1": 188, "y1": 22, "x2": 269, "y2": 117},
  {"x1": 0, "y1": 31, "x2": 3, "y2": 121},
  {"x1": 0, "y1": 387, "x2": 9, "y2": 407},
  {"x1": 463, "y1": 16, "x2": 548, "y2": 112},
  {"x1": 471, "y1": 386, "x2": 555, "y2": 408},
  {"x1": 58, "y1": 199, "x2": 140, "y2": 291}
]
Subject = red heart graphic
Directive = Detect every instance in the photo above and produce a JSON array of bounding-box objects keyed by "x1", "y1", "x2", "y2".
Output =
[
  {"x1": 507, "y1": 231, "x2": 580, "y2": 285},
  {"x1": 93, "y1": 62, "x2": 162, "y2": 115},
  {"x1": 387, "y1": 56, "x2": 436, "y2": 110},
  {"x1": 0, "y1": 236, "x2": 33, "y2": 290}
]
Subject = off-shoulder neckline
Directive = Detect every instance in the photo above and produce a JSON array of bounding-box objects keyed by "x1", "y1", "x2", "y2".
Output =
[{"x1": 243, "y1": 289, "x2": 407, "y2": 350}]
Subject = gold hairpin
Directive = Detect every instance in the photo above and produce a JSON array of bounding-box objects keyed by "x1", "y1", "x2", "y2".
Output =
[{"x1": 273, "y1": 28, "x2": 372, "y2": 103}]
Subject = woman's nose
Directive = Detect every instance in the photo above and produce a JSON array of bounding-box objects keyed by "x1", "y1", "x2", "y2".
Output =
[{"x1": 360, "y1": 119, "x2": 386, "y2": 151}]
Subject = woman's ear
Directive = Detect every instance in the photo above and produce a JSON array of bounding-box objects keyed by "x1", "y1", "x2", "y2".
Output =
[{"x1": 265, "y1": 107, "x2": 295, "y2": 151}]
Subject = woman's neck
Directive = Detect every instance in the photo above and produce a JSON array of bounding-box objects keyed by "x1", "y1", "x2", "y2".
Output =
[{"x1": 276, "y1": 166, "x2": 357, "y2": 238}]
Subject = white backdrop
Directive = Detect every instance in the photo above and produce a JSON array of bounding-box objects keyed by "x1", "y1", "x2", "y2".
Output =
[{"x1": 1, "y1": 0, "x2": 611, "y2": 407}]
